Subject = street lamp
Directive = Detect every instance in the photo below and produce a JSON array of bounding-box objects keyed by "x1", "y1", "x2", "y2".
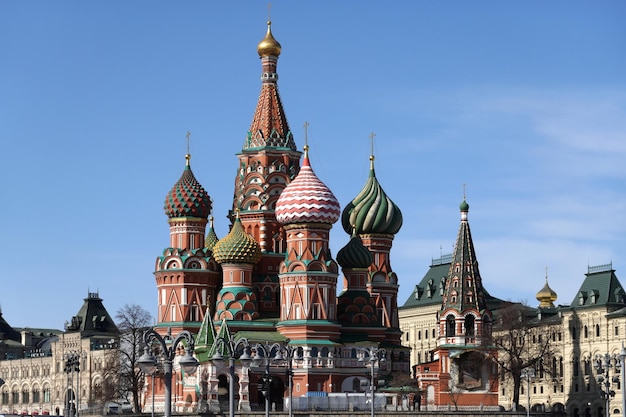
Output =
[
  {"x1": 138, "y1": 328, "x2": 199, "y2": 417},
  {"x1": 356, "y1": 346, "x2": 386, "y2": 417},
  {"x1": 210, "y1": 337, "x2": 251, "y2": 417},
  {"x1": 275, "y1": 344, "x2": 303, "y2": 417},
  {"x1": 139, "y1": 346, "x2": 158, "y2": 417},
  {"x1": 594, "y1": 352, "x2": 622, "y2": 417},
  {"x1": 251, "y1": 342, "x2": 284, "y2": 417},
  {"x1": 616, "y1": 342, "x2": 626, "y2": 417},
  {"x1": 521, "y1": 367, "x2": 535, "y2": 417},
  {"x1": 64, "y1": 352, "x2": 83, "y2": 417}
]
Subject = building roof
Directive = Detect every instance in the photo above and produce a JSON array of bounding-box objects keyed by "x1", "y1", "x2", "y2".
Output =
[
  {"x1": 400, "y1": 254, "x2": 510, "y2": 313},
  {"x1": 400, "y1": 255, "x2": 452, "y2": 309},
  {"x1": 441, "y1": 199, "x2": 489, "y2": 313},
  {"x1": 0, "y1": 310, "x2": 21, "y2": 342},
  {"x1": 64, "y1": 292, "x2": 118, "y2": 337},
  {"x1": 568, "y1": 263, "x2": 626, "y2": 310}
]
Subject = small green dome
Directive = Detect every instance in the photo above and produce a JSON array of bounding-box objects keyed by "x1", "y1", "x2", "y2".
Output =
[
  {"x1": 460, "y1": 199, "x2": 469, "y2": 211},
  {"x1": 212, "y1": 217, "x2": 262, "y2": 265},
  {"x1": 337, "y1": 234, "x2": 373, "y2": 269},
  {"x1": 204, "y1": 217, "x2": 219, "y2": 251}
]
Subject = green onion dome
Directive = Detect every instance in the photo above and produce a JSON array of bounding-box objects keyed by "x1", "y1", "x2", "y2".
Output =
[
  {"x1": 212, "y1": 216, "x2": 262, "y2": 265},
  {"x1": 204, "y1": 216, "x2": 219, "y2": 251},
  {"x1": 337, "y1": 234, "x2": 373, "y2": 269},
  {"x1": 460, "y1": 199, "x2": 469, "y2": 212},
  {"x1": 164, "y1": 155, "x2": 212, "y2": 219},
  {"x1": 341, "y1": 157, "x2": 403, "y2": 235}
]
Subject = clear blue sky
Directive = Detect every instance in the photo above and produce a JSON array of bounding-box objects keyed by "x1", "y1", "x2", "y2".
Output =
[{"x1": 1, "y1": 1, "x2": 624, "y2": 329}]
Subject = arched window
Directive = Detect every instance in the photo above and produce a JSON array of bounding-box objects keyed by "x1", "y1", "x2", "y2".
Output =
[
  {"x1": 446, "y1": 315, "x2": 455, "y2": 337},
  {"x1": 596, "y1": 324, "x2": 600, "y2": 337},
  {"x1": 464, "y1": 315, "x2": 475, "y2": 336}
]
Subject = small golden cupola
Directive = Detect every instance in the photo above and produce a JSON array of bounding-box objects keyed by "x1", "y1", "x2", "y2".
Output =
[
  {"x1": 536, "y1": 271, "x2": 558, "y2": 309},
  {"x1": 257, "y1": 21, "x2": 282, "y2": 57}
]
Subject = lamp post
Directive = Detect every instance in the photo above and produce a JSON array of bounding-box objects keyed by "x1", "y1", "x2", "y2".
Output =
[
  {"x1": 275, "y1": 344, "x2": 303, "y2": 417},
  {"x1": 138, "y1": 328, "x2": 199, "y2": 417},
  {"x1": 619, "y1": 342, "x2": 626, "y2": 417},
  {"x1": 521, "y1": 367, "x2": 535, "y2": 417},
  {"x1": 594, "y1": 352, "x2": 621, "y2": 417},
  {"x1": 355, "y1": 346, "x2": 386, "y2": 417},
  {"x1": 64, "y1": 352, "x2": 82, "y2": 417},
  {"x1": 251, "y1": 342, "x2": 284, "y2": 417},
  {"x1": 210, "y1": 337, "x2": 251, "y2": 417},
  {"x1": 139, "y1": 346, "x2": 157, "y2": 417}
]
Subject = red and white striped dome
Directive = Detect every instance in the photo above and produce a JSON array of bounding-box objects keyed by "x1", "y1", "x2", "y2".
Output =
[{"x1": 275, "y1": 150, "x2": 340, "y2": 225}]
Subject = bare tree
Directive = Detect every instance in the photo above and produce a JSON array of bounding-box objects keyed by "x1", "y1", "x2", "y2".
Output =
[
  {"x1": 491, "y1": 304, "x2": 558, "y2": 411},
  {"x1": 115, "y1": 304, "x2": 153, "y2": 413}
]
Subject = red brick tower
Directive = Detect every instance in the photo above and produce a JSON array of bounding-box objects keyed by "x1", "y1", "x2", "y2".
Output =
[
  {"x1": 230, "y1": 21, "x2": 302, "y2": 318},
  {"x1": 415, "y1": 198, "x2": 498, "y2": 410},
  {"x1": 155, "y1": 153, "x2": 220, "y2": 335},
  {"x1": 341, "y1": 150, "x2": 404, "y2": 347},
  {"x1": 275, "y1": 144, "x2": 342, "y2": 341}
]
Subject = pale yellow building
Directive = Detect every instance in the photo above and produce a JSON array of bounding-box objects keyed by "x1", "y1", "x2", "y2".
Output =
[
  {"x1": 399, "y1": 217, "x2": 626, "y2": 417},
  {"x1": 0, "y1": 292, "x2": 118, "y2": 416}
]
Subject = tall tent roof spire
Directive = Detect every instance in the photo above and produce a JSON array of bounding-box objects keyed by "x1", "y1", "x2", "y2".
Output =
[
  {"x1": 245, "y1": 19, "x2": 294, "y2": 150},
  {"x1": 441, "y1": 196, "x2": 487, "y2": 313}
]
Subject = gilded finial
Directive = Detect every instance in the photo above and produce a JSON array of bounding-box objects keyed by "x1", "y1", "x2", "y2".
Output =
[
  {"x1": 185, "y1": 131, "x2": 191, "y2": 166},
  {"x1": 303, "y1": 121, "x2": 310, "y2": 158},
  {"x1": 369, "y1": 132, "x2": 376, "y2": 168},
  {"x1": 257, "y1": 10, "x2": 282, "y2": 57},
  {"x1": 463, "y1": 183, "x2": 467, "y2": 201}
]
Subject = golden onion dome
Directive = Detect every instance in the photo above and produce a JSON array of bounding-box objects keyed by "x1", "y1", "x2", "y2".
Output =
[
  {"x1": 257, "y1": 21, "x2": 281, "y2": 57},
  {"x1": 536, "y1": 276, "x2": 558, "y2": 308}
]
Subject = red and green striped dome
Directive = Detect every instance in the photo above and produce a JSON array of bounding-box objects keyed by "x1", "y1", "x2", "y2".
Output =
[{"x1": 164, "y1": 157, "x2": 212, "y2": 219}]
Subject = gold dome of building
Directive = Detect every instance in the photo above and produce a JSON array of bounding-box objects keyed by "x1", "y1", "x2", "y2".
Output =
[
  {"x1": 257, "y1": 21, "x2": 281, "y2": 57},
  {"x1": 536, "y1": 275, "x2": 558, "y2": 309}
]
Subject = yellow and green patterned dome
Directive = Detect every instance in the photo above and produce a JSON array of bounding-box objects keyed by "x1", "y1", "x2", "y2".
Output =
[
  {"x1": 212, "y1": 216, "x2": 262, "y2": 265},
  {"x1": 204, "y1": 216, "x2": 219, "y2": 251}
]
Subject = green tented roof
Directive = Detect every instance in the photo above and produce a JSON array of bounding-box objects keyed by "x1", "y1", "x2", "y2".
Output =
[{"x1": 569, "y1": 264, "x2": 625, "y2": 310}]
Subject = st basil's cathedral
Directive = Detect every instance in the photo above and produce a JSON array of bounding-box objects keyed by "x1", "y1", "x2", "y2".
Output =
[{"x1": 149, "y1": 20, "x2": 409, "y2": 412}]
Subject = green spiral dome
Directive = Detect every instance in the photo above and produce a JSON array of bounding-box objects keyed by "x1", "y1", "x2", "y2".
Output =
[{"x1": 341, "y1": 165, "x2": 403, "y2": 235}]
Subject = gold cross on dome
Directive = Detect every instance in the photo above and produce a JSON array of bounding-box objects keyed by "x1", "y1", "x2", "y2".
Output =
[{"x1": 303, "y1": 121, "x2": 310, "y2": 148}]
